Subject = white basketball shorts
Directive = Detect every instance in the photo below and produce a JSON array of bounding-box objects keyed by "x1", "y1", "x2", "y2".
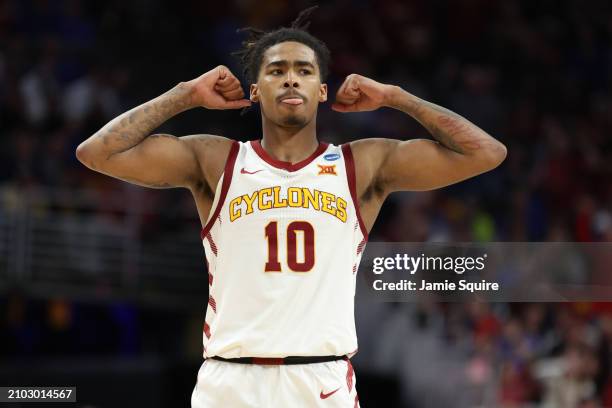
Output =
[{"x1": 191, "y1": 357, "x2": 360, "y2": 407}]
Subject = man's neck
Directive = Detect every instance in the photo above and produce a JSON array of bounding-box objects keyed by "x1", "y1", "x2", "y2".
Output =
[{"x1": 261, "y1": 120, "x2": 319, "y2": 164}]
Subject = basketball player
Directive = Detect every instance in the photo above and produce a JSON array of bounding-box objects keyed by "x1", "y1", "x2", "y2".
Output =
[{"x1": 75, "y1": 6, "x2": 506, "y2": 407}]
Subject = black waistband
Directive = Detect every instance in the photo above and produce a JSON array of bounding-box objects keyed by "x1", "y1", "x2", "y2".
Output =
[{"x1": 208, "y1": 355, "x2": 348, "y2": 365}]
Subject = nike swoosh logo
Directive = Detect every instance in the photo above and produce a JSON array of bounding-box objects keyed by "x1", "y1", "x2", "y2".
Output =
[
  {"x1": 320, "y1": 387, "x2": 340, "y2": 399},
  {"x1": 240, "y1": 167, "x2": 263, "y2": 175}
]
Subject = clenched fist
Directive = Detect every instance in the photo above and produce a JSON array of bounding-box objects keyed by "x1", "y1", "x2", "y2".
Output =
[
  {"x1": 184, "y1": 65, "x2": 252, "y2": 110},
  {"x1": 331, "y1": 74, "x2": 394, "y2": 113}
]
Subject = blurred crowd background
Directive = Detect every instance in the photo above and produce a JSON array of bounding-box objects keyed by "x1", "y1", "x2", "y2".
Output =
[{"x1": 1, "y1": 0, "x2": 612, "y2": 406}]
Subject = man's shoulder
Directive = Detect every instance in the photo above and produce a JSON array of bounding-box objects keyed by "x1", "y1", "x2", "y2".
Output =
[
  {"x1": 344, "y1": 138, "x2": 398, "y2": 166},
  {"x1": 343, "y1": 138, "x2": 403, "y2": 202},
  {"x1": 182, "y1": 135, "x2": 238, "y2": 192},
  {"x1": 182, "y1": 134, "x2": 236, "y2": 153},
  {"x1": 183, "y1": 134, "x2": 238, "y2": 164}
]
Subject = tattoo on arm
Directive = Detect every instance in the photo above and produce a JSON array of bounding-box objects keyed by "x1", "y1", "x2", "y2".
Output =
[
  {"x1": 390, "y1": 90, "x2": 494, "y2": 155},
  {"x1": 95, "y1": 84, "x2": 193, "y2": 159}
]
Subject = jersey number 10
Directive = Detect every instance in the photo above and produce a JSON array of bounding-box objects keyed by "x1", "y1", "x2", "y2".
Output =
[{"x1": 264, "y1": 221, "x2": 314, "y2": 272}]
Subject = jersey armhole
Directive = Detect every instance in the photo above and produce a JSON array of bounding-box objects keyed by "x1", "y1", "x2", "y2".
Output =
[
  {"x1": 341, "y1": 143, "x2": 369, "y2": 240},
  {"x1": 200, "y1": 140, "x2": 240, "y2": 239}
]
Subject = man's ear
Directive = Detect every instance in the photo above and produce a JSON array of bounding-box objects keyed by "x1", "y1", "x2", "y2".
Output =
[
  {"x1": 319, "y1": 83, "x2": 328, "y2": 103},
  {"x1": 250, "y1": 84, "x2": 259, "y2": 103}
]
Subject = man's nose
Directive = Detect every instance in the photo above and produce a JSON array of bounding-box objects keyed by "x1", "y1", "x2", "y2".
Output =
[{"x1": 283, "y1": 71, "x2": 299, "y2": 88}]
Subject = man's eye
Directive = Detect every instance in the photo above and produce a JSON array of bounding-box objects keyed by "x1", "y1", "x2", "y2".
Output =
[{"x1": 270, "y1": 69, "x2": 311, "y2": 75}]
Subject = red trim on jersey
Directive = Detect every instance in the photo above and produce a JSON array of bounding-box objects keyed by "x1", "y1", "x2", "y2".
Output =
[
  {"x1": 341, "y1": 143, "x2": 368, "y2": 240},
  {"x1": 201, "y1": 141, "x2": 240, "y2": 239},
  {"x1": 208, "y1": 295, "x2": 217, "y2": 313},
  {"x1": 203, "y1": 322, "x2": 211, "y2": 338},
  {"x1": 205, "y1": 231, "x2": 218, "y2": 256},
  {"x1": 206, "y1": 258, "x2": 214, "y2": 286},
  {"x1": 356, "y1": 237, "x2": 366, "y2": 255},
  {"x1": 250, "y1": 139, "x2": 329, "y2": 172}
]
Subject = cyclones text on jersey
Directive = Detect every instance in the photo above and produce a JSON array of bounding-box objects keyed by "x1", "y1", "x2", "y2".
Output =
[{"x1": 228, "y1": 186, "x2": 348, "y2": 223}]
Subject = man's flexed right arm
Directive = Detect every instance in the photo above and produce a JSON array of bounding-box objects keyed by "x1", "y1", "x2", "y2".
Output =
[{"x1": 75, "y1": 65, "x2": 251, "y2": 189}]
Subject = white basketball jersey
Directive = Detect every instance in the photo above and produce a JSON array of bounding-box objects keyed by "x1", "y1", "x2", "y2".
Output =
[{"x1": 199, "y1": 139, "x2": 368, "y2": 359}]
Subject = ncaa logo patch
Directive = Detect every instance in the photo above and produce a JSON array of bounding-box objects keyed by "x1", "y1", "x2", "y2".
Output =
[{"x1": 323, "y1": 153, "x2": 340, "y2": 161}]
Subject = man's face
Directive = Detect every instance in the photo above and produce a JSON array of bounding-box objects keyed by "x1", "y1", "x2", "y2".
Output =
[{"x1": 250, "y1": 41, "x2": 327, "y2": 128}]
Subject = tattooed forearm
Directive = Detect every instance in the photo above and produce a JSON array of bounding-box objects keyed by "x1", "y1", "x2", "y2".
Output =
[
  {"x1": 386, "y1": 86, "x2": 502, "y2": 156},
  {"x1": 83, "y1": 82, "x2": 195, "y2": 160}
]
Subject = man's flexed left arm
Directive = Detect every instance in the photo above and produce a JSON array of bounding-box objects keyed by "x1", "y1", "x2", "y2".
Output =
[{"x1": 332, "y1": 74, "x2": 507, "y2": 193}]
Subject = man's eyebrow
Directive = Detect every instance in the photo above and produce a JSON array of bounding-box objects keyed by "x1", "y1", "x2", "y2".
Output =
[{"x1": 265, "y1": 60, "x2": 316, "y2": 69}]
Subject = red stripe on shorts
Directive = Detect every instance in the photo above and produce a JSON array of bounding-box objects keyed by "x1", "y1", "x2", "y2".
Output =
[{"x1": 346, "y1": 358, "x2": 354, "y2": 393}]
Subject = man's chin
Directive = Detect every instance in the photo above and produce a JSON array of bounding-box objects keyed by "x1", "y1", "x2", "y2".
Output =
[{"x1": 281, "y1": 114, "x2": 307, "y2": 127}]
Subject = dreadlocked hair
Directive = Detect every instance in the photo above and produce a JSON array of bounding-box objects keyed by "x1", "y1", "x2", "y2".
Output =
[{"x1": 230, "y1": 5, "x2": 331, "y2": 115}]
